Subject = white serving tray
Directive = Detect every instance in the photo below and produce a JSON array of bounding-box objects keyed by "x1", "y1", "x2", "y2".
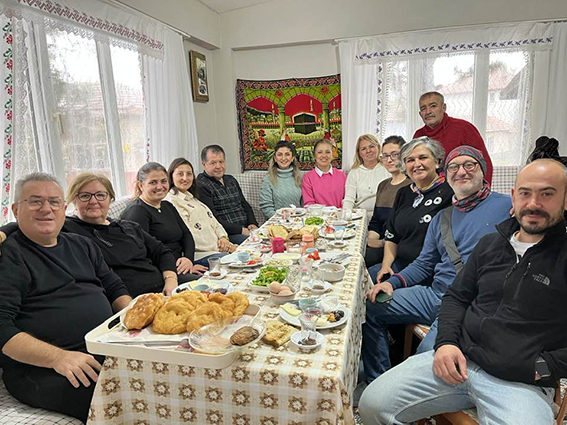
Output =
[{"x1": 85, "y1": 304, "x2": 260, "y2": 369}]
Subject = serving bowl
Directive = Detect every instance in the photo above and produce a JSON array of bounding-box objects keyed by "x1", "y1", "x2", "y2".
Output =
[{"x1": 318, "y1": 263, "x2": 345, "y2": 282}]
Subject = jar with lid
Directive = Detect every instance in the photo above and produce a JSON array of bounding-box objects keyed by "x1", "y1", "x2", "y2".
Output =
[
  {"x1": 271, "y1": 237, "x2": 285, "y2": 254},
  {"x1": 301, "y1": 234, "x2": 315, "y2": 254}
]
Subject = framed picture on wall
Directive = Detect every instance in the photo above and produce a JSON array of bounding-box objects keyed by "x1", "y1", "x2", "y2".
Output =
[{"x1": 189, "y1": 50, "x2": 209, "y2": 102}]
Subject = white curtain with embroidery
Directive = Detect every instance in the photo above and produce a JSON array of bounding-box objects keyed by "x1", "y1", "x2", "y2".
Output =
[
  {"x1": 337, "y1": 21, "x2": 564, "y2": 167},
  {"x1": 142, "y1": 28, "x2": 200, "y2": 168}
]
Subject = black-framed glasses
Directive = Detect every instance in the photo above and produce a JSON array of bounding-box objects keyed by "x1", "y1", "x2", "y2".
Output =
[
  {"x1": 19, "y1": 196, "x2": 64, "y2": 211},
  {"x1": 446, "y1": 161, "x2": 479, "y2": 174},
  {"x1": 380, "y1": 152, "x2": 401, "y2": 161},
  {"x1": 77, "y1": 191, "x2": 109, "y2": 202}
]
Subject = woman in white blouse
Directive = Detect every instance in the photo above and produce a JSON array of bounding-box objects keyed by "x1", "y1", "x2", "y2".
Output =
[
  {"x1": 166, "y1": 158, "x2": 236, "y2": 265},
  {"x1": 342, "y1": 134, "x2": 390, "y2": 215}
]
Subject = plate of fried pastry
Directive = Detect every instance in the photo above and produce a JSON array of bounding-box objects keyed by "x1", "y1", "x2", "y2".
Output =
[{"x1": 113, "y1": 291, "x2": 255, "y2": 344}]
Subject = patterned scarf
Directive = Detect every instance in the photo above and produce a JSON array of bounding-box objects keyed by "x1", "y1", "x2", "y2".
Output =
[
  {"x1": 411, "y1": 175, "x2": 445, "y2": 208},
  {"x1": 452, "y1": 180, "x2": 491, "y2": 212}
]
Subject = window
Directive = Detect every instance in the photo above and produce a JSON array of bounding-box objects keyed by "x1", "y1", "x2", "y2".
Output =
[
  {"x1": 14, "y1": 24, "x2": 146, "y2": 197},
  {"x1": 381, "y1": 50, "x2": 531, "y2": 166}
]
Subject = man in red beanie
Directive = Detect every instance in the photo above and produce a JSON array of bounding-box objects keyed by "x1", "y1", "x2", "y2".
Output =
[{"x1": 413, "y1": 91, "x2": 493, "y2": 183}]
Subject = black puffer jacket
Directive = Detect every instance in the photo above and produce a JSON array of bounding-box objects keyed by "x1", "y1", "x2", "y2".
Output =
[{"x1": 435, "y1": 217, "x2": 567, "y2": 387}]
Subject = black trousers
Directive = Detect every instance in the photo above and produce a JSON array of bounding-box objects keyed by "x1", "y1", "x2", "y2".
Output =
[
  {"x1": 364, "y1": 246, "x2": 384, "y2": 268},
  {"x1": 3, "y1": 360, "x2": 103, "y2": 423}
]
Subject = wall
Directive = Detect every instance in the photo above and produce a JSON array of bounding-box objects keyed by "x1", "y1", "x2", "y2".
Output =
[
  {"x1": 213, "y1": 0, "x2": 567, "y2": 172},
  {"x1": 183, "y1": 39, "x2": 219, "y2": 169},
  {"x1": 118, "y1": 0, "x2": 221, "y2": 48}
]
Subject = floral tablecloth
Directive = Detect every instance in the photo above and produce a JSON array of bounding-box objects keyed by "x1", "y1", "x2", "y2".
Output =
[{"x1": 88, "y1": 215, "x2": 371, "y2": 425}]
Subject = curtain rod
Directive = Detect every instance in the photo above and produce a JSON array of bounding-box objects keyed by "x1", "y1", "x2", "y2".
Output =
[
  {"x1": 334, "y1": 17, "x2": 567, "y2": 44},
  {"x1": 103, "y1": 0, "x2": 192, "y2": 39}
]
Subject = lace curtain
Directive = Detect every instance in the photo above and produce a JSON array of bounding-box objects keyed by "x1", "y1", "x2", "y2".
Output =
[
  {"x1": 338, "y1": 21, "x2": 562, "y2": 171},
  {"x1": 0, "y1": 0, "x2": 200, "y2": 224}
]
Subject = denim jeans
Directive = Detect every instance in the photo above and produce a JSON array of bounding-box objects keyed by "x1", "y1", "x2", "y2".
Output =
[
  {"x1": 362, "y1": 285, "x2": 442, "y2": 382},
  {"x1": 229, "y1": 233, "x2": 248, "y2": 245},
  {"x1": 359, "y1": 350, "x2": 555, "y2": 425}
]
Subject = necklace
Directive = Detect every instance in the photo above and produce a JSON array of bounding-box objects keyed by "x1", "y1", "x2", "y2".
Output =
[{"x1": 141, "y1": 197, "x2": 161, "y2": 213}]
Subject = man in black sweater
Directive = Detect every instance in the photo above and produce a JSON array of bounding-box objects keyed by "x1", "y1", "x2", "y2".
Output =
[
  {"x1": 0, "y1": 173, "x2": 131, "y2": 422},
  {"x1": 359, "y1": 159, "x2": 567, "y2": 424},
  {"x1": 197, "y1": 145, "x2": 258, "y2": 244}
]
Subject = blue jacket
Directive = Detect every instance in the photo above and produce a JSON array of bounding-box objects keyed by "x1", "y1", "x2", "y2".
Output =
[{"x1": 388, "y1": 192, "x2": 512, "y2": 296}]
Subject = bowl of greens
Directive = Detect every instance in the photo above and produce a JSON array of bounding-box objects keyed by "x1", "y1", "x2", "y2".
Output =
[
  {"x1": 249, "y1": 265, "x2": 288, "y2": 292},
  {"x1": 304, "y1": 216, "x2": 324, "y2": 226}
]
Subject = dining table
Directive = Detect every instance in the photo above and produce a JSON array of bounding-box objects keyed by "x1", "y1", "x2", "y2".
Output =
[{"x1": 87, "y1": 209, "x2": 371, "y2": 425}]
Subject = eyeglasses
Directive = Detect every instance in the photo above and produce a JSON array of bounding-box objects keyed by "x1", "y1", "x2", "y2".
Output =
[
  {"x1": 446, "y1": 161, "x2": 479, "y2": 173},
  {"x1": 380, "y1": 152, "x2": 401, "y2": 161},
  {"x1": 77, "y1": 191, "x2": 109, "y2": 202},
  {"x1": 19, "y1": 196, "x2": 64, "y2": 211}
]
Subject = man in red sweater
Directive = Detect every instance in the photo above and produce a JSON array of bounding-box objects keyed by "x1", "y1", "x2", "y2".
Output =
[{"x1": 413, "y1": 91, "x2": 493, "y2": 183}]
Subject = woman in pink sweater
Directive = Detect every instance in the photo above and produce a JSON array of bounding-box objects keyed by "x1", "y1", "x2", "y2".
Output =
[{"x1": 302, "y1": 139, "x2": 347, "y2": 208}]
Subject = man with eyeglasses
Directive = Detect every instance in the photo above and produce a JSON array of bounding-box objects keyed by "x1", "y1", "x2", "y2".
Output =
[
  {"x1": 0, "y1": 172, "x2": 131, "y2": 422},
  {"x1": 360, "y1": 146, "x2": 511, "y2": 393},
  {"x1": 413, "y1": 91, "x2": 494, "y2": 183},
  {"x1": 360, "y1": 158, "x2": 567, "y2": 425}
]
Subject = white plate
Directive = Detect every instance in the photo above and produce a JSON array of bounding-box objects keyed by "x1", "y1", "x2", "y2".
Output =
[
  {"x1": 277, "y1": 208, "x2": 306, "y2": 217},
  {"x1": 304, "y1": 280, "x2": 332, "y2": 294},
  {"x1": 351, "y1": 211, "x2": 364, "y2": 220},
  {"x1": 272, "y1": 252, "x2": 301, "y2": 262},
  {"x1": 290, "y1": 330, "x2": 324, "y2": 351},
  {"x1": 279, "y1": 306, "x2": 351, "y2": 330},
  {"x1": 247, "y1": 279, "x2": 270, "y2": 293},
  {"x1": 204, "y1": 269, "x2": 227, "y2": 280},
  {"x1": 173, "y1": 279, "x2": 234, "y2": 295},
  {"x1": 322, "y1": 206, "x2": 339, "y2": 215},
  {"x1": 328, "y1": 240, "x2": 348, "y2": 249},
  {"x1": 220, "y1": 252, "x2": 240, "y2": 265},
  {"x1": 319, "y1": 229, "x2": 356, "y2": 240},
  {"x1": 188, "y1": 317, "x2": 266, "y2": 354},
  {"x1": 229, "y1": 259, "x2": 263, "y2": 269}
]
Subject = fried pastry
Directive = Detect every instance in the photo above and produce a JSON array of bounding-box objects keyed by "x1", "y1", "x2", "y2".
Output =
[
  {"x1": 230, "y1": 326, "x2": 259, "y2": 346},
  {"x1": 152, "y1": 298, "x2": 195, "y2": 334},
  {"x1": 208, "y1": 293, "x2": 235, "y2": 315},
  {"x1": 123, "y1": 293, "x2": 165, "y2": 330},
  {"x1": 171, "y1": 290, "x2": 207, "y2": 309},
  {"x1": 226, "y1": 292, "x2": 249, "y2": 317},
  {"x1": 186, "y1": 302, "x2": 232, "y2": 332}
]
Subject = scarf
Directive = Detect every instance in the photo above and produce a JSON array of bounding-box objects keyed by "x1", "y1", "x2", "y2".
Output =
[
  {"x1": 411, "y1": 175, "x2": 445, "y2": 208},
  {"x1": 452, "y1": 181, "x2": 491, "y2": 212}
]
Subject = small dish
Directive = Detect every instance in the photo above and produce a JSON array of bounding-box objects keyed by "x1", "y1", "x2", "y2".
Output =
[
  {"x1": 204, "y1": 269, "x2": 228, "y2": 280},
  {"x1": 305, "y1": 280, "x2": 332, "y2": 294},
  {"x1": 329, "y1": 240, "x2": 348, "y2": 249},
  {"x1": 273, "y1": 252, "x2": 301, "y2": 263},
  {"x1": 330, "y1": 219, "x2": 348, "y2": 227},
  {"x1": 193, "y1": 283, "x2": 211, "y2": 292},
  {"x1": 290, "y1": 330, "x2": 324, "y2": 351}
]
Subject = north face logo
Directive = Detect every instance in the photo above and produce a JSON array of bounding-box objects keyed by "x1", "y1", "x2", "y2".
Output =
[{"x1": 532, "y1": 274, "x2": 550, "y2": 286}]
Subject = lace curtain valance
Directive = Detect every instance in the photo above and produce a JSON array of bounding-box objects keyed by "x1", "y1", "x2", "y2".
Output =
[
  {"x1": 353, "y1": 22, "x2": 554, "y2": 63},
  {"x1": 0, "y1": 0, "x2": 165, "y2": 58}
]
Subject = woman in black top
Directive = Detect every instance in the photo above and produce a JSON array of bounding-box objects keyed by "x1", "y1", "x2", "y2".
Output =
[
  {"x1": 121, "y1": 162, "x2": 206, "y2": 280},
  {"x1": 0, "y1": 172, "x2": 180, "y2": 297},
  {"x1": 368, "y1": 137, "x2": 453, "y2": 283}
]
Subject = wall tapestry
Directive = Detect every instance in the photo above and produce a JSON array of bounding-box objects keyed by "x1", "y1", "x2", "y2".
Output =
[{"x1": 236, "y1": 75, "x2": 341, "y2": 171}]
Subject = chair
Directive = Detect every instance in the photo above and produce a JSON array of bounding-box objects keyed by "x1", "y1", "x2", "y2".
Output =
[{"x1": 404, "y1": 324, "x2": 567, "y2": 425}]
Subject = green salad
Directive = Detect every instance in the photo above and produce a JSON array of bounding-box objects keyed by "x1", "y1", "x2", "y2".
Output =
[
  {"x1": 304, "y1": 216, "x2": 324, "y2": 225},
  {"x1": 252, "y1": 266, "x2": 288, "y2": 287}
]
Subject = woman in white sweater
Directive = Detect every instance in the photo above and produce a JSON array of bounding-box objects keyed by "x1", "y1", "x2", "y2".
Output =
[
  {"x1": 342, "y1": 134, "x2": 390, "y2": 215},
  {"x1": 166, "y1": 158, "x2": 236, "y2": 264}
]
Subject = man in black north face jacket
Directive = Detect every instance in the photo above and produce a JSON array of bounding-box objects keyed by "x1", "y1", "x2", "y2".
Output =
[{"x1": 359, "y1": 159, "x2": 567, "y2": 425}]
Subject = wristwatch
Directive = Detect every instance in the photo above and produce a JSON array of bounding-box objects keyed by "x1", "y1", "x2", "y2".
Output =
[{"x1": 535, "y1": 356, "x2": 551, "y2": 380}]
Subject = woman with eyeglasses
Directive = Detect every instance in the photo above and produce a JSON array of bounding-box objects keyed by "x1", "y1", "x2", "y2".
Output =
[
  {"x1": 343, "y1": 134, "x2": 390, "y2": 216},
  {"x1": 368, "y1": 137, "x2": 453, "y2": 283},
  {"x1": 121, "y1": 162, "x2": 206, "y2": 280},
  {"x1": 365, "y1": 136, "x2": 411, "y2": 267},
  {"x1": 0, "y1": 172, "x2": 181, "y2": 297}
]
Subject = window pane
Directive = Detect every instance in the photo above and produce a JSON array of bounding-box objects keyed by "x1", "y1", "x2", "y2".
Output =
[
  {"x1": 45, "y1": 28, "x2": 111, "y2": 186},
  {"x1": 110, "y1": 45, "x2": 145, "y2": 194},
  {"x1": 433, "y1": 54, "x2": 476, "y2": 122},
  {"x1": 486, "y1": 51, "x2": 529, "y2": 165},
  {"x1": 383, "y1": 61, "x2": 408, "y2": 138}
]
